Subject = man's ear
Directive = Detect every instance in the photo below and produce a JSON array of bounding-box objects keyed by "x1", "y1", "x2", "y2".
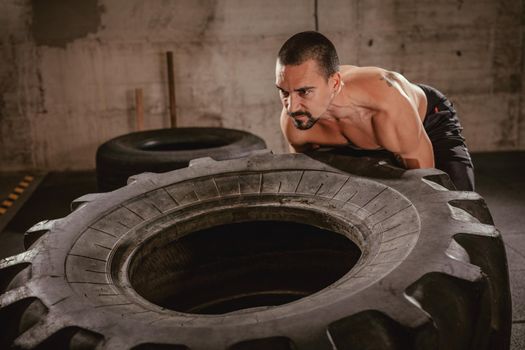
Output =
[
  {"x1": 329, "y1": 72, "x2": 342, "y2": 97},
  {"x1": 330, "y1": 71, "x2": 342, "y2": 90}
]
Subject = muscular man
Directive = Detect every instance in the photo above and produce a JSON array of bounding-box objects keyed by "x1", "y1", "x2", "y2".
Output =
[{"x1": 277, "y1": 31, "x2": 475, "y2": 191}]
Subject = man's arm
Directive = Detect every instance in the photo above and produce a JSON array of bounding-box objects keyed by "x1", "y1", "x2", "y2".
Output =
[{"x1": 366, "y1": 71, "x2": 434, "y2": 169}]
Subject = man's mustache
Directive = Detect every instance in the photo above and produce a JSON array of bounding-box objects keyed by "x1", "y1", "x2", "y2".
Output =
[{"x1": 288, "y1": 111, "x2": 312, "y2": 118}]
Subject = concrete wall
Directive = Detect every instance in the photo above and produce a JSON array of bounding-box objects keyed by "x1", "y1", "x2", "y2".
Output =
[{"x1": 0, "y1": 0, "x2": 523, "y2": 171}]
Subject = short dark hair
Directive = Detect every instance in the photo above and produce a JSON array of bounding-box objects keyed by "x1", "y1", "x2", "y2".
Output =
[{"x1": 277, "y1": 31, "x2": 339, "y2": 79}]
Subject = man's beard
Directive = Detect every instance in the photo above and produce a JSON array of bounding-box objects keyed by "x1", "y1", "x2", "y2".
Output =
[{"x1": 289, "y1": 111, "x2": 318, "y2": 130}]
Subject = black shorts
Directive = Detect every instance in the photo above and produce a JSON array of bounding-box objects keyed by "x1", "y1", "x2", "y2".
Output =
[{"x1": 417, "y1": 84, "x2": 475, "y2": 191}]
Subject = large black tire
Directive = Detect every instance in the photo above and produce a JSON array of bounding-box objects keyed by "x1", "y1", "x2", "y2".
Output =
[
  {"x1": 96, "y1": 127, "x2": 267, "y2": 192},
  {"x1": 0, "y1": 151, "x2": 511, "y2": 349}
]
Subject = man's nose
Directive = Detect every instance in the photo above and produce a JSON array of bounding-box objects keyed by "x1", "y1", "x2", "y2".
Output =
[{"x1": 286, "y1": 94, "x2": 301, "y2": 113}]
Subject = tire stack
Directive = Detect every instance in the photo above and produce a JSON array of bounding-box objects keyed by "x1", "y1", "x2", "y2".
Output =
[{"x1": 0, "y1": 151, "x2": 511, "y2": 349}]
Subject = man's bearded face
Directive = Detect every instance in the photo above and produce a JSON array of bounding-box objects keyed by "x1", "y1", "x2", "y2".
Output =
[
  {"x1": 275, "y1": 59, "x2": 333, "y2": 131},
  {"x1": 288, "y1": 110, "x2": 318, "y2": 130}
]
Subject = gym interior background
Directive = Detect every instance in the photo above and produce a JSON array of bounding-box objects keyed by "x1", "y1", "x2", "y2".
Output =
[{"x1": 0, "y1": 0, "x2": 524, "y2": 348}]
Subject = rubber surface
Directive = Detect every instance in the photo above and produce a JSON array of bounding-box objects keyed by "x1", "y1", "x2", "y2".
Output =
[
  {"x1": 0, "y1": 151, "x2": 511, "y2": 349},
  {"x1": 96, "y1": 127, "x2": 267, "y2": 191}
]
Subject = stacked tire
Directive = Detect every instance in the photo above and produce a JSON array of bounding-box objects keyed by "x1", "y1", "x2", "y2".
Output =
[
  {"x1": 96, "y1": 127, "x2": 267, "y2": 192},
  {"x1": 0, "y1": 151, "x2": 511, "y2": 349}
]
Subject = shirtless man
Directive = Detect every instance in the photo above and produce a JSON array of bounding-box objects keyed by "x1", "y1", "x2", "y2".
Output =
[{"x1": 277, "y1": 31, "x2": 475, "y2": 191}]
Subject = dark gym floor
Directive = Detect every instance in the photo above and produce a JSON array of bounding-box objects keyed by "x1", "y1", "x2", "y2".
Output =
[{"x1": 0, "y1": 151, "x2": 523, "y2": 348}]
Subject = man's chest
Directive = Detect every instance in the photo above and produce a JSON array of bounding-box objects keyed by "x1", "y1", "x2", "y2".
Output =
[
  {"x1": 287, "y1": 115, "x2": 382, "y2": 150},
  {"x1": 315, "y1": 108, "x2": 382, "y2": 149}
]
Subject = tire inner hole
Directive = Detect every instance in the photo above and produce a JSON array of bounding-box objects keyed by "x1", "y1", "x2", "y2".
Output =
[{"x1": 130, "y1": 220, "x2": 361, "y2": 315}]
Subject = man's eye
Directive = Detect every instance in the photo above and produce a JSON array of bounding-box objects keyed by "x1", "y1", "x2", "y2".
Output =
[
  {"x1": 300, "y1": 90, "x2": 311, "y2": 96},
  {"x1": 280, "y1": 91, "x2": 289, "y2": 97}
]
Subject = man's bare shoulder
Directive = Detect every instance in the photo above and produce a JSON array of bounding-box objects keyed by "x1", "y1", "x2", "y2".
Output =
[
  {"x1": 339, "y1": 65, "x2": 420, "y2": 109},
  {"x1": 340, "y1": 65, "x2": 388, "y2": 82},
  {"x1": 338, "y1": 66, "x2": 391, "y2": 105},
  {"x1": 340, "y1": 65, "x2": 414, "y2": 88}
]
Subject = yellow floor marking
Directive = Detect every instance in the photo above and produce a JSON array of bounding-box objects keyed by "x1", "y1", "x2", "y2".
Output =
[{"x1": 0, "y1": 174, "x2": 35, "y2": 215}]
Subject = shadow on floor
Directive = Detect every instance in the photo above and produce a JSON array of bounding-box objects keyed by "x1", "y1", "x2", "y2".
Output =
[{"x1": 471, "y1": 152, "x2": 525, "y2": 350}]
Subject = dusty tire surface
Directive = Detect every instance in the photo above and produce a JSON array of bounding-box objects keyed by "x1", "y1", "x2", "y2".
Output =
[
  {"x1": 96, "y1": 127, "x2": 267, "y2": 192},
  {"x1": 0, "y1": 152, "x2": 511, "y2": 349}
]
